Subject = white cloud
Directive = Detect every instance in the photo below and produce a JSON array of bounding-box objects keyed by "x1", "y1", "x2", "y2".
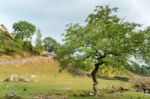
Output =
[
  {"x1": 129, "y1": 0, "x2": 150, "y2": 26},
  {"x1": 0, "y1": 0, "x2": 150, "y2": 42},
  {"x1": 0, "y1": 16, "x2": 13, "y2": 32}
]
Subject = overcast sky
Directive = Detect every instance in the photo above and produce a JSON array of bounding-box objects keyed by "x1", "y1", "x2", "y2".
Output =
[{"x1": 0, "y1": 0, "x2": 150, "y2": 42}]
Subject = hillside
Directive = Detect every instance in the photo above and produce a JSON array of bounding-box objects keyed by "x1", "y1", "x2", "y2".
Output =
[{"x1": 0, "y1": 56, "x2": 149, "y2": 99}]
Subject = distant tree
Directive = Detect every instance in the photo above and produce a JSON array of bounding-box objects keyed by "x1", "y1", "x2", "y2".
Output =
[
  {"x1": 43, "y1": 36, "x2": 60, "y2": 53},
  {"x1": 13, "y1": 21, "x2": 36, "y2": 50},
  {"x1": 35, "y1": 29, "x2": 43, "y2": 52},
  {"x1": 56, "y1": 6, "x2": 145, "y2": 95}
]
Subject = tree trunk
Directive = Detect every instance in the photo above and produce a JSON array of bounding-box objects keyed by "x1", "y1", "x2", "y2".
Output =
[{"x1": 91, "y1": 61, "x2": 104, "y2": 96}]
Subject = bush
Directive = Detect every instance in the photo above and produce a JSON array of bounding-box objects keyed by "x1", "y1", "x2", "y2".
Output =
[
  {"x1": 23, "y1": 41, "x2": 33, "y2": 52},
  {"x1": 4, "y1": 47, "x2": 16, "y2": 55}
]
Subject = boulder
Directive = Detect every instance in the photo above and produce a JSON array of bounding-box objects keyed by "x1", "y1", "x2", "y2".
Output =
[
  {"x1": 3, "y1": 74, "x2": 18, "y2": 82},
  {"x1": 5, "y1": 92, "x2": 16, "y2": 99},
  {"x1": 18, "y1": 76, "x2": 30, "y2": 82},
  {"x1": 3, "y1": 74, "x2": 30, "y2": 82},
  {"x1": 9, "y1": 74, "x2": 18, "y2": 81}
]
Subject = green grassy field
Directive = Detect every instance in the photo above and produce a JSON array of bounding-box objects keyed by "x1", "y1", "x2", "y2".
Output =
[{"x1": 0, "y1": 57, "x2": 149, "y2": 99}]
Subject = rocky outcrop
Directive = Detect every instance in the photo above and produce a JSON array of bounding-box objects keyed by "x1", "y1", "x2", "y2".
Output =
[{"x1": 3, "y1": 74, "x2": 30, "y2": 82}]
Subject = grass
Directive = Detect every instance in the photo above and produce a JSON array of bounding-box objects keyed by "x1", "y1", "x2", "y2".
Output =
[{"x1": 0, "y1": 57, "x2": 149, "y2": 98}]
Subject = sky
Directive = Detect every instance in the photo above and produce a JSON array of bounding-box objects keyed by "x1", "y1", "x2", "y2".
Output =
[{"x1": 0, "y1": 0, "x2": 150, "y2": 43}]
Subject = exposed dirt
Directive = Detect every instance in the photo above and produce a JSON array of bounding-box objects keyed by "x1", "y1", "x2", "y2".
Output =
[{"x1": 0, "y1": 56, "x2": 53, "y2": 65}]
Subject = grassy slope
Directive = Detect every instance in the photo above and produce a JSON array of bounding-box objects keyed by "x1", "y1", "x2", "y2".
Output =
[{"x1": 0, "y1": 57, "x2": 149, "y2": 99}]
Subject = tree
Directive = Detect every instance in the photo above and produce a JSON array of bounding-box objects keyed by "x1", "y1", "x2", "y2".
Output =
[
  {"x1": 141, "y1": 27, "x2": 150, "y2": 66},
  {"x1": 23, "y1": 41, "x2": 33, "y2": 52},
  {"x1": 56, "y1": 6, "x2": 145, "y2": 95},
  {"x1": 0, "y1": 24, "x2": 14, "y2": 52},
  {"x1": 35, "y1": 29, "x2": 43, "y2": 52},
  {"x1": 13, "y1": 21, "x2": 36, "y2": 48},
  {"x1": 43, "y1": 36, "x2": 60, "y2": 53}
]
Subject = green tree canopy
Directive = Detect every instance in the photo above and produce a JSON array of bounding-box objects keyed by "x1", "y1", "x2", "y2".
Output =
[
  {"x1": 56, "y1": 5, "x2": 146, "y2": 95},
  {"x1": 13, "y1": 21, "x2": 36, "y2": 41},
  {"x1": 43, "y1": 36, "x2": 60, "y2": 53},
  {"x1": 13, "y1": 21, "x2": 36, "y2": 50}
]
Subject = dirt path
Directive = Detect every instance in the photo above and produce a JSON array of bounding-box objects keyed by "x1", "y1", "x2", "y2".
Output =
[{"x1": 0, "y1": 56, "x2": 53, "y2": 65}]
